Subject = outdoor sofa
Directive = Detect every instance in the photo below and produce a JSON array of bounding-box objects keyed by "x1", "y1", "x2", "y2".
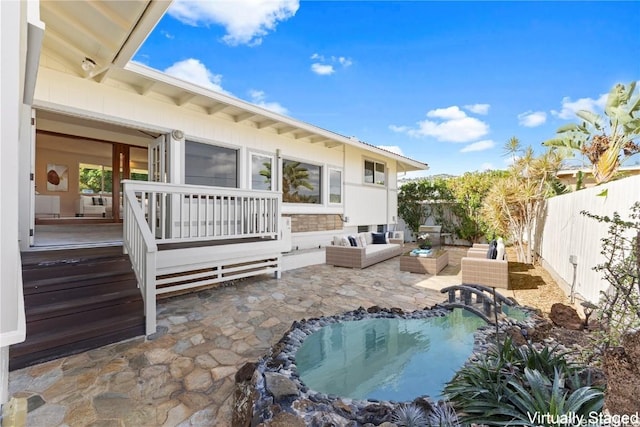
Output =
[
  {"x1": 461, "y1": 243, "x2": 509, "y2": 289},
  {"x1": 325, "y1": 231, "x2": 404, "y2": 269}
]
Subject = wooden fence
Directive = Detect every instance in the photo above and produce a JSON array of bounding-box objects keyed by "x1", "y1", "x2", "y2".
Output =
[{"x1": 538, "y1": 175, "x2": 640, "y2": 303}]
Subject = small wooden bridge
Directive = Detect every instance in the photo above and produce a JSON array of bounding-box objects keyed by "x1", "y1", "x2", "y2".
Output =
[{"x1": 438, "y1": 284, "x2": 519, "y2": 324}]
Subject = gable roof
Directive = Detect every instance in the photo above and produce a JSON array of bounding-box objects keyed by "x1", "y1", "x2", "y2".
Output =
[{"x1": 37, "y1": 0, "x2": 428, "y2": 173}]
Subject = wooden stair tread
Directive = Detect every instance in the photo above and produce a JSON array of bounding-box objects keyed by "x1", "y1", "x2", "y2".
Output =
[
  {"x1": 23, "y1": 271, "x2": 137, "y2": 295},
  {"x1": 9, "y1": 319, "x2": 145, "y2": 370},
  {"x1": 26, "y1": 288, "x2": 142, "y2": 320}
]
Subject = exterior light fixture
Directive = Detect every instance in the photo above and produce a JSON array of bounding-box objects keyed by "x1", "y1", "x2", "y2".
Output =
[{"x1": 81, "y1": 57, "x2": 96, "y2": 72}]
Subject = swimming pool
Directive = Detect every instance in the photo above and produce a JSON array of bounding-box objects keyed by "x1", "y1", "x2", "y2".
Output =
[{"x1": 296, "y1": 308, "x2": 486, "y2": 401}]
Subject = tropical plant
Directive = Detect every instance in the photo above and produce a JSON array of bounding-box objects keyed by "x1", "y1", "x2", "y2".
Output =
[
  {"x1": 448, "y1": 170, "x2": 508, "y2": 243},
  {"x1": 580, "y1": 203, "x2": 640, "y2": 363},
  {"x1": 398, "y1": 179, "x2": 453, "y2": 235},
  {"x1": 481, "y1": 138, "x2": 563, "y2": 263},
  {"x1": 427, "y1": 400, "x2": 460, "y2": 427},
  {"x1": 391, "y1": 403, "x2": 428, "y2": 427},
  {"x1": 281, "y1": 160, "x2": 315, "y2": 203},
  {"x1": 544, "y1": 82, "x2": 640, "y2": 184},
  {"x1": 445, "y1": 337, "x2": 604, "y2": 426}
]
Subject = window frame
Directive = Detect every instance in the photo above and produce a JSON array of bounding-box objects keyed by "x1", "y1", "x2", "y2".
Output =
[
  {"x1": 249, "y1": 151, "x2": 275, "y2": 191},
  {"x1": 327, "y1": 167, "x2": 343, "y2": 205},
  {"x1": 364, "y1": 158, "x2": 386, "y2": 186},
  {"x1": 183, "y1": 140, "x2": 239, "y2": 188},
  {"x1": 281, "y1": 157, "x2": 323, "y2": 205}
]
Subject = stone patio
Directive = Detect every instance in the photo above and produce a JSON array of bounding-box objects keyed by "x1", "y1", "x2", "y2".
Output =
[{"x1": 8, "y1": 246, "x2": 493, "y2": 426}]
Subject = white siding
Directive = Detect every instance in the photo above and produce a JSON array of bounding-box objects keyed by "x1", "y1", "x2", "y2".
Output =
[
  {"x1": 539, "y1": 175, "x2": 640, "y2": 302},
  {"x1": 34, "y1": 68, "x2": 406, "y2": 244}
]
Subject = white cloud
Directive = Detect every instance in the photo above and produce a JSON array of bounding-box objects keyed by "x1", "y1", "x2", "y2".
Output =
[
  {"x1": 403, "y1": 106, "x2": 489, "y2": 143},
  {"x1": 310, "y1": 53, "x2": 352, "y2": 76},
  {"x1": 161, "y1": 30, "x2": 175, "y2": 39},
  {"x1": 426, "y1": 106, "x2": 467, "y2": 120},
  {"x1": 377, "y1": 145, "x2": 404, "y2": 156},
  {"x1": 311, "y1": 63, "x2": 335, "y2": 75},
  {"x1": 168, "y1": 0, "x2": 299, "y2": 46},
  {"x1": 249, "y1": 89, "x2": 288, "y2": 115},
  {"x1": 460, "y1": 140, "x2": 495, "y2": 153},
  {"x1": 336, "y1": 56, "x2": 353, "y2": 67},
  {"x1": 389, "y1": 125, "x2": 409, "y2": 133},
  {"x1": 551, "y1": 93, "x2": 607, "y2": 120},
  {"x1": 164, "y1": 58, "x2": 229, "y2": 94},
  {"x1": 464, "y1": 104, "x2": 490, "y2": 115},
  {"x1": 518, "y1": 111, "x2": 547, "y2": 127}
]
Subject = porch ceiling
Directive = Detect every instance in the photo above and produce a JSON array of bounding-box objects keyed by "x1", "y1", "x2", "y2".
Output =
[
  {"x1": 39, "y1": 0, "x2": 170, "y2": 80},
  {"x1": 37, "y1": 0, "x2": 428, "y2": 174}
]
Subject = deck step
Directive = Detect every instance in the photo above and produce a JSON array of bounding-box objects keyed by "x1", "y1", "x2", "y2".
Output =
[{"x1": 11, "y1": 248, "x2": 145, "y2": 371}]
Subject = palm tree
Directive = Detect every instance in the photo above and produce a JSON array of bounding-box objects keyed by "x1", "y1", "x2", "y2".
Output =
[
  {"x1": 544, "y1": 82, "x2": 640, "y2": 184},
  {"x1": 483, "y1": 138, "x2": 563, "y2": 263}
]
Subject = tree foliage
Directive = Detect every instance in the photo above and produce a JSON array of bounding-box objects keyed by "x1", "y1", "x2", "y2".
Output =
[
  {"x1": 481, "y1": 138, "x2": 564, "y2": 263},
  {"x1": 448, "y1": 170, "x2": 508, "y2": 243},
  {"x1": 544, "y1": 82, "x2": 640, "y2": 184}
]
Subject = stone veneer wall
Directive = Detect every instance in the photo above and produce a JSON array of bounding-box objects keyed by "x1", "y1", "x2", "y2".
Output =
[{"x1": 285, "y1": 214, "x2": 343, "y2": 233}]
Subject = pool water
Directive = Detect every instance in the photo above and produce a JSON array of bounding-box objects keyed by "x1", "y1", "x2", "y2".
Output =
[{"x1": 295, "y1": 309, "x2": 486, "y2": 402}]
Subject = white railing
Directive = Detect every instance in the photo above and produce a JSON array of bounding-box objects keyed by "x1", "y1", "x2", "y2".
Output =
[{"x1": 122, "y1": 180, "x2": 282, "y2": 335}]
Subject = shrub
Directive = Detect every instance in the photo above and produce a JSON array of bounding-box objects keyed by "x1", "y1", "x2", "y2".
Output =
[{"x1": 444, "y1": 337, "x2": 603, "y2": 426}]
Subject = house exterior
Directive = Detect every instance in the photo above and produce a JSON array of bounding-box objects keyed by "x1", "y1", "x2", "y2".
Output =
[
  {"x1": 1, "y1": 0, "x2": 427, "y2": 404},
  {"x1": 556, "y1": 165, "x2": 640, "y2": 191}
]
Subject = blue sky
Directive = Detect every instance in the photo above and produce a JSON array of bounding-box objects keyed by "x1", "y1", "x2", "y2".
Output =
[{"x1": 135, "y1": 1, "x2": 640, "y2": 177}]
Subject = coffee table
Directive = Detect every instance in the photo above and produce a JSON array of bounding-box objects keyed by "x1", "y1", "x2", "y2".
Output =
[{"x1": 400, "y1": 249, "x2": 449, "y2": 275}]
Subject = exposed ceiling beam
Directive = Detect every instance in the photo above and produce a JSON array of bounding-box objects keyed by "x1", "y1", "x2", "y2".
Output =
[
  {"x1": 234, "y1": 112, "x2": 258, "y2": 123},
  {"x1": 138, "y1": 80, "x2": 156, "y2": 95},
  {"x1": 325, "y1": 141, "x2": 342, "y2": 148},
  {"x1": 277, "y1": 126, "x2": 297, "y2": 135},
  {"x1": 177, "y1": 93, "x2": 197, "y2": 106},
  {"x1": 308, "y1": 136, "x2": 332, "y2": 144},
  {"x1": 293, "y1": 131, "x2": 313, "y2": 140},
  {"x1": 256, "y1": 119, "x2": 278, "y2": 129},
  {"x1": 207, "y1": 103, "x2": 229, "y2": 115}
]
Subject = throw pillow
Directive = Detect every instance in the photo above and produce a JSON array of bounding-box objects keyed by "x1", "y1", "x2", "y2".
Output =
[
  {"x1": 358, "y1": 234, "x2": 367, "y2": 247},
  {"x1": 332, "y1": 235, "x2": 342, "y2": 246},
  {"x1": 372, "y1": 232, "x2": 386, "y2": 244},
  {"x1": 486, "y1": 240, "x2": 498, "y2": 259},
  {"x1": 92, "y1": 197, "x2": 98, "y2": 205},
  {"x1": 340, "y1": 236, "x2": 350, "y2": 247}
]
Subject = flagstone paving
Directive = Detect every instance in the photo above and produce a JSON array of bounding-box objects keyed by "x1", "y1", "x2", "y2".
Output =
[{"x1": 9, "y1": 247, "x2": 471, "y2": 426}]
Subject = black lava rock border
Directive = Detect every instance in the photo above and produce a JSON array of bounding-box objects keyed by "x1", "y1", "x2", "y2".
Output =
[{"x1": 233, "y1": 304, "x2": 543, "y2": 426}]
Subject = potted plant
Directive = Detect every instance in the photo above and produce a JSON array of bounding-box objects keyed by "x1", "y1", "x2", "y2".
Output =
[{"x1": 417, "y1": 233, "x2": 432, "y2": 250}]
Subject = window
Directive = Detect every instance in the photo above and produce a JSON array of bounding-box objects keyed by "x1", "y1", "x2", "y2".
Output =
[
  {"x1": 329, "y1": 169, "x2": 342, "y2": 204},
  {"x1": 357, "y1": 225, "x2": 369, "y2": 233},
  {"x1": 251, "y1": 153, "x2": 273, "y2": 191},
  {"x1": 364, "y1": 160, "x2": 385, "y2": 186},
  {"x1": 79, "y1": 163, "x2": 112, "y2": 194},
  {"x1": 282, "y1": 159, "x2": 321, "y2": 204},
  {"x1": 185, "y1": 141, "x2": 238, "y2": 188}
]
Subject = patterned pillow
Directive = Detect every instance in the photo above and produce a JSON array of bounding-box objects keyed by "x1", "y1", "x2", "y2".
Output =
[{"x1": 348, "y1": 236, "x2": 358, "y2": 247}]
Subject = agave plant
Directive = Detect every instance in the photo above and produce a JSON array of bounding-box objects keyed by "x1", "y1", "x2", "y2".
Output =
[
  {"x1": 544, "y1": 82, "x2": 640, "y2": 184},
  {"x1": 444, "y1": 337, "x2": 604, "y2": 426},
  {"x1": 427, "y1": 400, "x2": 461, "y2": 427},
  {"x1": 391, "y1": 403, "x2": 428, "y2": 427}
]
